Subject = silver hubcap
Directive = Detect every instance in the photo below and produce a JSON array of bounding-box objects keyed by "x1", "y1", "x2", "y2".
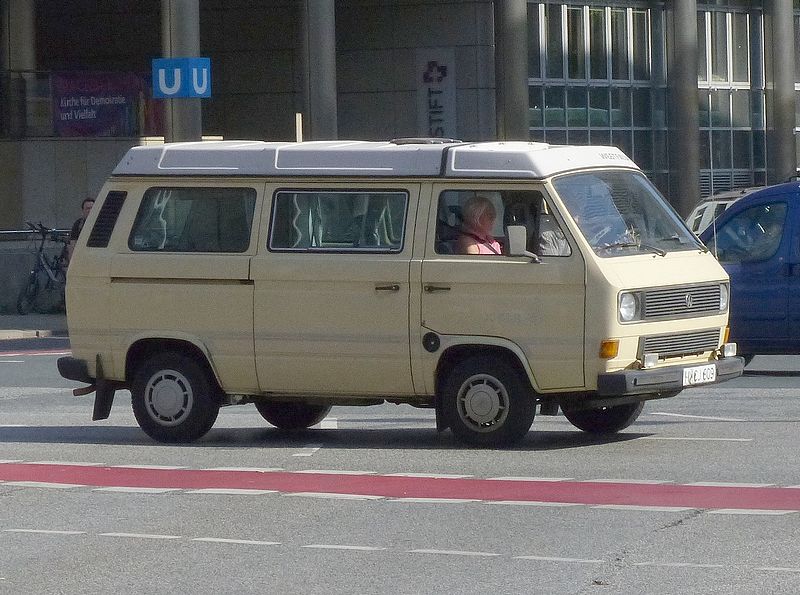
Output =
[
  {"x1": 456, "y1": 374, "x2": 509, "y2": 432},
  {"x1": 144, "y1": 369, "x2": 193, "y2": 426}
]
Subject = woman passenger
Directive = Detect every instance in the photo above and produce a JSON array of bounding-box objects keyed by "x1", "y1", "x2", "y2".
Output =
[{"x1": 457, "y1": 195, "x2": 502, "y2": 255}]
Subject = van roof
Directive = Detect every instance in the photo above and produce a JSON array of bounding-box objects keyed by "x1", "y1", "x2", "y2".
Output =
[{"x1": 112, "y1": 139, "x2": 640, "y2": 179}]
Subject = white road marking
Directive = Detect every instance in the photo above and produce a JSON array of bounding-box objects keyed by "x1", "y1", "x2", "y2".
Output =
[
  {"x1": 318, "y1": 418, "x2": 338, "y2": 429},
  {"x1": 302, "y1": 544, "x2": 386, "y2": 551},
  {"x1": 0, "y1": 426, "x2": 27, "y2": 428},
  {"x1": 110, "y1": 464, "x2": 187, "y2": 470},
  {"x1": 593, "y1": 505, "x2": 696, "y2": 512},
  {"x1": 186, "y1": 488, "x2": 278, "y2": 495},
  {"x1": 205, "y1": 467, "x2": 283, "y2": 472},
  {"x1": 0, "y1": 351, "x2": 70, "y2": 357},
  {"x1": 640, "y1": 436, "x2": 752, "y2": 442},
  {"x1": 193, "y1": 537, "x2": 280, "y2": 546},
  {"x1": 293, "y1": 446, "x2": 322, "y2": 457},
  {"x1": 295, "y1": 469, "x2": 376, "y2": 475},
  {"x1": 515, "y1": 555, "x2": 603, "y2": 564},
  {"x1": 488, "y1": 476, "x2": 573, "y2": 482},
  {"x1": 99, "y1": 532, "x2": 182, "y2": 540},
  {"x1": 390, "y1": 498, "x2": 481, "y2": 504},
  {"x1": 588, "y1": 479, "x2": 674, "y2": 484},
  {"x1": 484, "y1": 501, "x2": 583, "y2": 507},
  {"x1": 409, "y1": 549, "x2": 500, "y2": 557},
  {"x1": 93, "y1": 487, "x2": 181, "y2": 494},
  {"x1": 4, "y1": 481, "x2": 84, "y2": 489},
  {"x1": 28, "y1": 461, "x2": 103, "y2": 467},
  {"x1": 650, "y1": 412, "x2": 745, "y2": 422},
  {"x1": 707, "y1": 509, "x2": 796, "y2": 516},
  {"x1": 3, "y1": 529, "x2": 85, "y2": 535},
  {"x1": 634, "y1": 562, "x2": 725, "y2": 569},
  {"x1": 0, "y1": 460, "x2": 23, "y2": 463},
  {"x1": 688, "y1": 482, "x2": 774, "y2": 488},
  {"x1": 385, "y1": 472, "x2": 473, "y2": 479},
  {"x1": 0, "y1": 360, "x2": 24, "y2": 363},
  {"x1": 286, "y1": 492, "x2": 384, "y2": 500}
]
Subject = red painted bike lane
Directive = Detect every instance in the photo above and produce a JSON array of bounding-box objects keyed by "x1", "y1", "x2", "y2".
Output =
[{"x1": 1, "y1": 462, "x2": 799, "y2": 511}]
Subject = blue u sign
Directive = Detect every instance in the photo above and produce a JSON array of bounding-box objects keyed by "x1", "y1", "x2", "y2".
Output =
[{"x1": 152, "y1": 57, "x2": 211, "y2": 98}]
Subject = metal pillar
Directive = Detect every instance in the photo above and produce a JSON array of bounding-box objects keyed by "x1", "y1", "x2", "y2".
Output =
[
  {"x1": 666, "y1": 0, "x2": 700, "y2": 217},
  {"x1": 494, "y1": 0, "x2": 528, "y2": 141},
  {"x1": 1, "y1": 0, "x2": 35, "y2": 138},
  {"x1": 161, "y1": 0, "x2": 202, "y2": 142},
  {"x1": 300, "y1": 0, "x2": 337, "y2": 140},
  {"x1": 764, "y1": 0, "x2": 796, "y2": 184}
]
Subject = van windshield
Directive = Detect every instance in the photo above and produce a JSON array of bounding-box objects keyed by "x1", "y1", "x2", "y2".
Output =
[{"x1": 552, "y1": 170, "x2": 702, "y2": 257}]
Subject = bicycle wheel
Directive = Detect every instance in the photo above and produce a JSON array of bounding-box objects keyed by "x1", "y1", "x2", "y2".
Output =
[
  {"x1": 16, "y1": 271, "x2": 39, "y2": 315},
  {"x1": 32, "y1": 268, "x2": 64, "y2": 314}
]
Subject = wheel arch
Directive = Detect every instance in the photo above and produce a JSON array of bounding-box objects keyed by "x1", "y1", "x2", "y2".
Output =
[
  {"x1": 125, "y1": 337, "x2": 221, "y2": 392},
  {"x1": 434, "y1": 341, "x2": 539, "y2": 397}
]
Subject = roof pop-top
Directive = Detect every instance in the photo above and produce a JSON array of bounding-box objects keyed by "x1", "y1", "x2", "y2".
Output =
[{"x1": 112, "y1": 139, "x2": 639, "y2": 179}]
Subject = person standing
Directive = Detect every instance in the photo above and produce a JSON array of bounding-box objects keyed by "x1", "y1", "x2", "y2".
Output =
[{"x1": 66, "y1": 197, "x2": 95, "y2": 265}]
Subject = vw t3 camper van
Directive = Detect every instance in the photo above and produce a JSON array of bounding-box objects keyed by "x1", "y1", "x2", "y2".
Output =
[{"x1": 58, "y1": 139, "x2": 743, "y2": 446}]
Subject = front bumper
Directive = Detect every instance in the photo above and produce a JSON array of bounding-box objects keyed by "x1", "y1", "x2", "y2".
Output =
[{"x1": 597, "y1": 356, "x2": 744, "y2": 396}]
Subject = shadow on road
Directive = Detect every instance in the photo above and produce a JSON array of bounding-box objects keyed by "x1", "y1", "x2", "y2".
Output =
[{"x1": 0, "y1": 424, "x2": 648, "y2": 451}]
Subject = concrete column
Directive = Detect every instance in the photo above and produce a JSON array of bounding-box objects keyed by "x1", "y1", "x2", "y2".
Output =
[
  {"x1": 1, "y1": 0, "x2": 36, "y2": 138},
  {"x1": 666, "y1": 0, "x2": 700, "y2": 217},
  {"x1": 764, "y1": 0, "x2": 796, "y2": 184},
  {"x1": 300, "y1": 0, "x2": 337, "y2": 140},
  {"x1": 161, "y1": 0, "x2": 202, "y2": 142},
  {"x1": 494, "y1": 0, "x2": 528, "y2": 141}
]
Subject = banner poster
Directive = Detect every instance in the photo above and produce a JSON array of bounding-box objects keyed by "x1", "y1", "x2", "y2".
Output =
[
  {"x1": 415, "y1": 48, "x2": 457, "y2": 139},
  {"x1": 52, "y1": 72, "x2": 163, "y2": 137}
]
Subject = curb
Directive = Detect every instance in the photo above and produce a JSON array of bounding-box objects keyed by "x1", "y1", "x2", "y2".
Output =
[{"x1": 0, "y1": 329, "x2": 69, "y2": 341}]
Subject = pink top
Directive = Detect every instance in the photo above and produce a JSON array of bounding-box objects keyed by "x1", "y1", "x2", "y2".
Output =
[
  {"x1": 458, "y1": 232, "x2": 502, "y2": 255},
  {"x1": 474, "y1": 238, "x2": 502, "y2": 254}
]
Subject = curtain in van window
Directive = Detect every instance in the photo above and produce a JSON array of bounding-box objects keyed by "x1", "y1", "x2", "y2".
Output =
[{"x1": 129, "y1": 187, "x2": 256, "y2": 252}]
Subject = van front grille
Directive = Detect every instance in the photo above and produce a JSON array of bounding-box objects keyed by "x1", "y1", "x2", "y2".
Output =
[
  {"x1": 640, "y1": 329, "x2": 721, "y2": 358},
  {"x1": 643, "y1": 284, "x2": 721, "y2": 320}
]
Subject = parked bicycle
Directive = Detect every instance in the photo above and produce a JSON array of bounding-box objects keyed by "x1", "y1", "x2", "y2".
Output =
[{"x1": 16, "y1": 222, "x2": 69, "y2": 315}]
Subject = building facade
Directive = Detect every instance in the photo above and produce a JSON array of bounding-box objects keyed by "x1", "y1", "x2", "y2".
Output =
[{"x1": 0, "y1": 0, "x2": 798, "y2": 229}]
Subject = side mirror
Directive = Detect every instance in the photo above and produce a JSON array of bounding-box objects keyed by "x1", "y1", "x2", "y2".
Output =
[{"x1": 506, "y1": 225, "x2": 541, "y2": 263}]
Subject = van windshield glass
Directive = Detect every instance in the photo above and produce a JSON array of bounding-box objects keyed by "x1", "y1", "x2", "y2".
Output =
[{"x1": 552, "y1": 170, "x2": 702, "y2": 257}]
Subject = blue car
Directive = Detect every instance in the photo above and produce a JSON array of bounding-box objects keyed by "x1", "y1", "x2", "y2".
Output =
[{"x1": 699, "y1": 182, "x2": 800, "y2": 364}]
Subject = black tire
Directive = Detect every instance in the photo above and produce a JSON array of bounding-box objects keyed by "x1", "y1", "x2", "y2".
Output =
[
  {"x1": 741, "y1": 354, "x2": 755, "y2": 366},
  {"x1": 131, "y1": 351, "x2": 221, "y2": 443},
  {"x1": 16, "y1": 272, "x2": 39, "y2": 315},
  {"x1": 562, "y1": 401, "x2": 644, "y2": 434},
  {"x1": 440, "y1": 355, "x2": 536, "y2": 447},
  {"x1": 255, "y1": 401, "x2": 332, "y2": 429}
]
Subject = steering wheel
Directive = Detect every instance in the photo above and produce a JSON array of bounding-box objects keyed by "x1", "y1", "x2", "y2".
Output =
[{"x1": 588, "y1": 225, "x2": 612, "y2": 245}]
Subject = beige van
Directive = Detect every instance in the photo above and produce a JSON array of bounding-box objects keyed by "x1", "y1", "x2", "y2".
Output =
[{"x1": 58, "y1": 139, "x2": 744, "y2": 446}]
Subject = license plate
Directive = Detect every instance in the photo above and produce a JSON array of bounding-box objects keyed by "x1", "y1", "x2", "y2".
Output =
[{"x1": 682, "y1": 364, "x2": 717, "y2": 386}]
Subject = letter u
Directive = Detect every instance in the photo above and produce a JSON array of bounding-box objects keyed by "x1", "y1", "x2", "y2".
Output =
[
  {"x1": 192, "y1": 67, "x2": 208, "y2": 95},
  {"x1": 158, "y1": 69, "x2": 182, "y2": 95}
]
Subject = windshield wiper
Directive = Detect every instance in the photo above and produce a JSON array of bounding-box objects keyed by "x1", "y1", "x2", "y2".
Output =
[
  {"x1": 599, "y1": 241, "x2": 666, "y2": 256},
  {"x1": 660, "y1": 234, "x2": 708, "y2": 252}
]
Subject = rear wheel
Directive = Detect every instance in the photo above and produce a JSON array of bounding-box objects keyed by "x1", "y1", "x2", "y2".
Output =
[
  {"x1": 562, "y1": 401, "x2": 644, "y2": 434},
  {"x1": 440, "y1": 355, "x2": 536, "y2": 447},
  {"x1": 254, "y1": 401, "x2": 332, "y2": 429},
  {"x1": 131, "y1": 352, "x2": 220, "y2": 443},
  {"x1": 16, "y1": 272, "x2": 39, "y2": 314}
]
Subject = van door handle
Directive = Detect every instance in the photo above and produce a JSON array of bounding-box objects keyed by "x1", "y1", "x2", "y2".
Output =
[
  {"x1": 375, "y1": 283, "x2": 401, "y2": 292},
  {"x1": 424, "y1": 284, "x2": 451, "y2": 293}
]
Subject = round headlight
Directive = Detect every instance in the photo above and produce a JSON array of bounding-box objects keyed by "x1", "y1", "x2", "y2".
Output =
[
  {"x1": 619, "y1": 292, "x2": 638, "y2": 322},
  {"x1": 719, "y1": 283, "x2": 729, "y2": 312}
]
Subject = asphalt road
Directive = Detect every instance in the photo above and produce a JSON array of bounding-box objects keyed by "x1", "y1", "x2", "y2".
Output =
[{"x1": 1, "y1": 344, "x2": 799, "y2": 594}]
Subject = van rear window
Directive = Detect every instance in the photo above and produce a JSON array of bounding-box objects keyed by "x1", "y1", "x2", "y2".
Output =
[
  {"x1": 269, "y1": 190, "x2": 407, "y2": 252},
  {"x1": 129, "y1": 187, "x2": 256, "y2": 252},
  {"x1": 87, "y1": 191, "x2": 126, "y2": 248}
]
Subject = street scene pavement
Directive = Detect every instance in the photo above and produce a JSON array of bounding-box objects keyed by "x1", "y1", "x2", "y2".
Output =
[{"x1": 1, "y1": 315, "x2": 799, "y2": 594}]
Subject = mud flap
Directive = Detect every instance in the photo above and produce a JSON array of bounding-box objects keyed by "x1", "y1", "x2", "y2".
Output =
[{"x1": 91, "y1": 355, "x2": 116, "y2": 421}]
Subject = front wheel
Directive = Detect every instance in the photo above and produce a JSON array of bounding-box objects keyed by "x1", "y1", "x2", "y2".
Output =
[
  {"x1": 131, "y1": 352, "x2": 221, "y2": 443},
  {"x1": 562, "y1": 401, "x2": 644, "y2": 434},
  {"x1": 255, "y1": 401, "x2": 332, "y2": 429},
  {"x1": 16, "y1": 272, "x2": 39, "y2": 314},
  {"x1": 440, "y1": 356, "x2": 536, "y2": 447}
]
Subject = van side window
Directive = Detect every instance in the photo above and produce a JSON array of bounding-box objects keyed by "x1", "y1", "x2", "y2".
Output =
[
  {"x1": 705, "y1": 202, "x2": 787, "y2": 263},
  {"x1": 269, "y1": 190, "x2": 407, "y2": 252},
  {"x1": 435, "y1": 189, "x2": 570, "y2": 256},
  {"x1": 129, "y1": 187, "x2": 256, "y2": 253}
]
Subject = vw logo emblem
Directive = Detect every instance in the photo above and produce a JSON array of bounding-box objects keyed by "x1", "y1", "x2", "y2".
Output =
[{"x1": 685, "y1": 294, "x2": 694, "y2": 308}]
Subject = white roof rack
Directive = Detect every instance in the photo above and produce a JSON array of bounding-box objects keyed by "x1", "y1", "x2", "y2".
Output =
[{"x1": 112, "y1": 139, "x2": 639, "y2": 179}]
